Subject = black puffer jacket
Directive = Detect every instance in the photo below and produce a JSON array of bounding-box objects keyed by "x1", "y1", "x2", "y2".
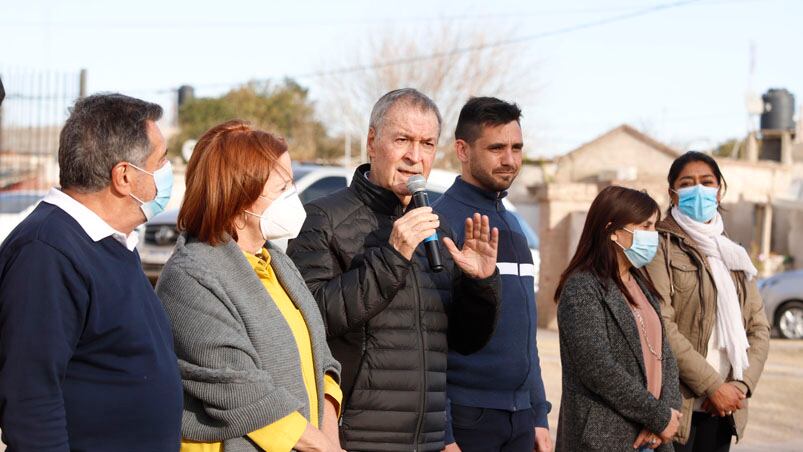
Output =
[{"x1": 287, "y1": 164, "x2": 500, "y2": 451}]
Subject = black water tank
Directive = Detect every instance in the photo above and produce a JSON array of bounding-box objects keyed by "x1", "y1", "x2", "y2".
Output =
[
  {"x1": 760, "y1": 88, "x2": 795, "y2": 131},
  {"x1": 177, "y1": 85, "x2": 195, "y2": 107}
]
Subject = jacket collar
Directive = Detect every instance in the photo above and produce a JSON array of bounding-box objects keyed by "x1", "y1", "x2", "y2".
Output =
[
  {"x1": 657, "y1": 211, "x2": 708, "y2": 263},
  {"x1": 350, "y1": 163, "x2": 406, "y2": 216},
  {"x1": 446, "y1": 176, "x2": 508, "y2": 209},
  {"x1": 600, "y1": 272, "x2": 661, "y2": 380},
  {"x1": 656, "y1": 211, "x2": 688, "y2": 240},
  {"x1": 176, "y1": 234, "x2": 317, "y2": 313}
]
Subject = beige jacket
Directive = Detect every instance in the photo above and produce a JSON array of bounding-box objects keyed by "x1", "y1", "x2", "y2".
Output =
[{"x1": 644, "y1": 214, "x2": 770, "y2": 444}]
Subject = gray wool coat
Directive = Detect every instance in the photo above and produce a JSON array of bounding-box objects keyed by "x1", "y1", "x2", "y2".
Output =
[
  {"x1": 155, "y1": 235, "x2": 341, "y2": 452},
  {"x1": 556, "y1": 271, "x2": 681, "y2": 452}
]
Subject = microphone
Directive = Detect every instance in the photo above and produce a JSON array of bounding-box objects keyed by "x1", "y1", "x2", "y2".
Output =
[
  {"x1": 0, "y1": 76, "x2": 5, "y2": 107},
  {"x1": 406, "y1": 175, "x2": 443, "y2": 272}
]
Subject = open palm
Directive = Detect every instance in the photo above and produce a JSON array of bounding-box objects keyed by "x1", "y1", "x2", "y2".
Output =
[{"x1": 443, "y1": 213, "x2": 499, "y2": 279}]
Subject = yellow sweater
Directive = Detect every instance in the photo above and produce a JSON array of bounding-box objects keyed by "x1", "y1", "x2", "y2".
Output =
[{"x1": 181, "y1": 248, "x2": 342, "y2": 452}]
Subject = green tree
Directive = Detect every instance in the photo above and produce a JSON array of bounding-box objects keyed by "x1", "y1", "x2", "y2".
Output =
[
  {"x1": 712, "y1": 138, "x2": 742, "y2": 158},
  {"x1": 171, "y1": 79, "x2": 340, "y2": 161}
]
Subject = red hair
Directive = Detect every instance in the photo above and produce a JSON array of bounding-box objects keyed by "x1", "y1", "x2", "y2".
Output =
[{"x1": 179, "y1": 120, "x2": 288, "y2": 245}]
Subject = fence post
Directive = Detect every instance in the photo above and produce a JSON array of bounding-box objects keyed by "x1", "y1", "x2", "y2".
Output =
[
  {"x1": 0, "y1": 75, "x2": 4, "y2": 151},
  {"x1": 79, "y1": 69, "x2": 88, "y2": 98}
]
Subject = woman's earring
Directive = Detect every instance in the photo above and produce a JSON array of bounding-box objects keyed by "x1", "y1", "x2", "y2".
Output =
[{"x1": 234, "y1": 212, "x2": 247, "y2": 230}]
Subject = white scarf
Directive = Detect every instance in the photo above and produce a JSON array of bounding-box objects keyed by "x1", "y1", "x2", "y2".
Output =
[{"x1": 671, "y1": 207, "x2": 755, "y2": 380}]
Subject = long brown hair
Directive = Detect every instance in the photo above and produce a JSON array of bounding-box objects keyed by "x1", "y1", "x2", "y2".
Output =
[{"x1": 554, "y1": 185, "x2": 661, "y2": 306}]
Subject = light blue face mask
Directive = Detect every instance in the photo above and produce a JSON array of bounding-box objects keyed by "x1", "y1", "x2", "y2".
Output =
[
  {"x1": 674, "y1": 184, "x2": 718, "y2": 223},
  {"x1": 129, "y1": 161, "x2": 174, "y2": 221},
  {"x1": 617, "y1": 227, "x2": 659, "y2": 269}
]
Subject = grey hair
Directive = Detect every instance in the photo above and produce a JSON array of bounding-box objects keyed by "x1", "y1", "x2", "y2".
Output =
[
  {"x1": 369, "y1": 88, "x2": 442, "y2": 137},
  {"x1": 58, "y1": 93, "x2": 163, "y2": 192}
]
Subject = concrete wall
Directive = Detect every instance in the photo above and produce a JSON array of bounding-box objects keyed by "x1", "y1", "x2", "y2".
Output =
[
  {"x1": 788, "y1": 208, "x2": 803, "y2": 269},
  {"x1": 531, "y1": 183, "x2": 599, "y2": 329}
]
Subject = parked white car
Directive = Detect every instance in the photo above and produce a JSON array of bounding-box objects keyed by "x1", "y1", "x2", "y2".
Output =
[
  {"x1": 758, "y1": 270, "x2": 803, "y2": 339},
  {"x1": 138, "y1": 165, "x2": 540, "y2": 290}
]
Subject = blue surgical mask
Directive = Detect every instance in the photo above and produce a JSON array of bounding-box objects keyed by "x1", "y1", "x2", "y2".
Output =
[
  {"x1": 129, "y1": 161, "x2": 174, "y2": 221},
  {"x1": 673, "y1": 184, "x2": 718, "y2": 223},
  {"x1": 617, "y1": 227, "x2": 659, "y2": 268}
]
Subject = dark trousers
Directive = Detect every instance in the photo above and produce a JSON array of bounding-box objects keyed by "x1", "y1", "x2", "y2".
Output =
[
  {"x1": 451, "y1": 404, "x2": 534, "y2": 452},
  {"x1": 674, "y1": 412, "x2": 734, "y2": 452}
]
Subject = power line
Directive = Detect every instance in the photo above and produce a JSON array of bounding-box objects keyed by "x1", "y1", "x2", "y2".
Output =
[
  {"x1": 130, "y1": 0, "x2": 749, "y2": 95},
  {"x1": 184, "y1": 0, "x2": 704, "y2": 92},
  {"x1": 0, "y1": 2, "x2": 711, "y2": 30}
]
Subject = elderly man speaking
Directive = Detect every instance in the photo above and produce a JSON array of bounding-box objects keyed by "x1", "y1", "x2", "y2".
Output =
[{"x1": 288, "y1": 88, "x2": 500, "y2": 451}]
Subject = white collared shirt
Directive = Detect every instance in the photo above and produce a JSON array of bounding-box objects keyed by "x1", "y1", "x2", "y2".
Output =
[{"x1": 41, "y1": 188, "x2": 139, "y2": 251}]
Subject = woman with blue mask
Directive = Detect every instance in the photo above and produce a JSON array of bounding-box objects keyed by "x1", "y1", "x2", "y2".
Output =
[
  {"x1": 644, "y1": 152, "x2": 770, "y2": 452},
  {"x1": 554, "y1": 186, "x2": 681, "y2": 452}
]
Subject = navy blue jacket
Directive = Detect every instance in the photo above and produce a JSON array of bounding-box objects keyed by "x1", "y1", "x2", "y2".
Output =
[
  {"x1": 0, "y1": 203, "x2": 183, "y2": 451},
  {"x1": 433, "y1": 177, "x2": 551, "y2": 435}
]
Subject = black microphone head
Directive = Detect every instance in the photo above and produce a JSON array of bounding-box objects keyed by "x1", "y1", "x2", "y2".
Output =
[
  {"x1": 0, "y1": 77, "x2": 5, "y2": 107},
  {"x1": 406, "y1": 174, "x2": 427, "y2": 194}
]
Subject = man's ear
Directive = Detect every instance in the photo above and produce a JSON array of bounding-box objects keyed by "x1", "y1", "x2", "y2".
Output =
[
  {"x1": 109, "y1": 162, "x2": 134, "y2": 196},
  {"x1": 366, "y1": 127, "x2": 377, "y2": 162},
  {"x1": 455, "y1": 139, "x2": 470, "y2": 163}
]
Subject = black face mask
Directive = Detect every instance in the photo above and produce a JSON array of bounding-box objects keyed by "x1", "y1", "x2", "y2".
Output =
[{"x1": 0, "y1": 77, "x2": 5, "y2": 107}]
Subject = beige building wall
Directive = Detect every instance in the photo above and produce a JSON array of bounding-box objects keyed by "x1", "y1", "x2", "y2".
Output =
[
  {"x1": 531, "y1": 183, "x2": 598, "y2": 329},
  {"x1": 554, "y1": 130, "x2": 678, "y2": 184}
]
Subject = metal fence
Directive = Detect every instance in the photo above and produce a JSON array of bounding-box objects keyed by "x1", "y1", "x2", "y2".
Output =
[{"x1": 0, "y1": 67, "x2": 84, "y2": 193}]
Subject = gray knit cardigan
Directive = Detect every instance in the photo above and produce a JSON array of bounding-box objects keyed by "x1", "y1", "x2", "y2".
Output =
[{"x1": 155, "y1": 235, "x2": 341, "y2": 452}]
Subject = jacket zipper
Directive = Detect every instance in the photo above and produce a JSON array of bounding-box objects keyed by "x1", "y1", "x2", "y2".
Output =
[
  {"x1": 411, "y1": 266, "x2": 426, "y2": 449},
  {"x1": 679, "y1": 239, "x2": 713, "y2": 355},
  {"x1": 498, "y1": 201, "x2": 533, "y2": 400}
]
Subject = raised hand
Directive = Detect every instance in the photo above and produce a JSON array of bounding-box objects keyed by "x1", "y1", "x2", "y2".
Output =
[{"x1": 443, "y1": 213, "x2": 499, "y2": 279}]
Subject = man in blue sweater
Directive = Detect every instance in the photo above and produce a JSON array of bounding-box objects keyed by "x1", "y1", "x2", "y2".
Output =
[
  {"x1": 0, "y1": 94, "x2": 183, "y2": 451},
  {"x1": 433, "y1": 97, "x2": 552, "y2": 452}
]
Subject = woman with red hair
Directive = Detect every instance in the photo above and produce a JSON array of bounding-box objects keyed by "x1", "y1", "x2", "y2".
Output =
[{"x1": 156, "y1": 120, "x2": 343, "y2": 452}]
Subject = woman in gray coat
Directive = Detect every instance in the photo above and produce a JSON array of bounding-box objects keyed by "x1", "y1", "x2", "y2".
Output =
[
  {"x1": 554, "y1": 186, "x2": 682, "y2": 451},
  {"x1": 156, "y1": 120, "x2": 343, "y2": 452}
]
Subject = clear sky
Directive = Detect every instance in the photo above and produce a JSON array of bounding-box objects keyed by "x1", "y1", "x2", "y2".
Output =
[{"x1": 1, "y1": 0, "x2": 800, "y2": 157}]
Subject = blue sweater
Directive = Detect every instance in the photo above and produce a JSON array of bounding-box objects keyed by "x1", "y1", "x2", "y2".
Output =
[
  {"x1": 0, "y1": 203, "x2": 183, "y2": 451},
  {"x1": 433, "y1": 177, "x2": 551, "y2": 432}
]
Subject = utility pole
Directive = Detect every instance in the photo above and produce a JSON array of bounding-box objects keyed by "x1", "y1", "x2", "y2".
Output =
[{"x1": 79, "y1": 69, "x2": 88, "y2": 98}]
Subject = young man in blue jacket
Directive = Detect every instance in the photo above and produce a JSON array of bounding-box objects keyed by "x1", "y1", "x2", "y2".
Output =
[{"x1": 433, "y1": 97, "x2": 552, "y2": 452}]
